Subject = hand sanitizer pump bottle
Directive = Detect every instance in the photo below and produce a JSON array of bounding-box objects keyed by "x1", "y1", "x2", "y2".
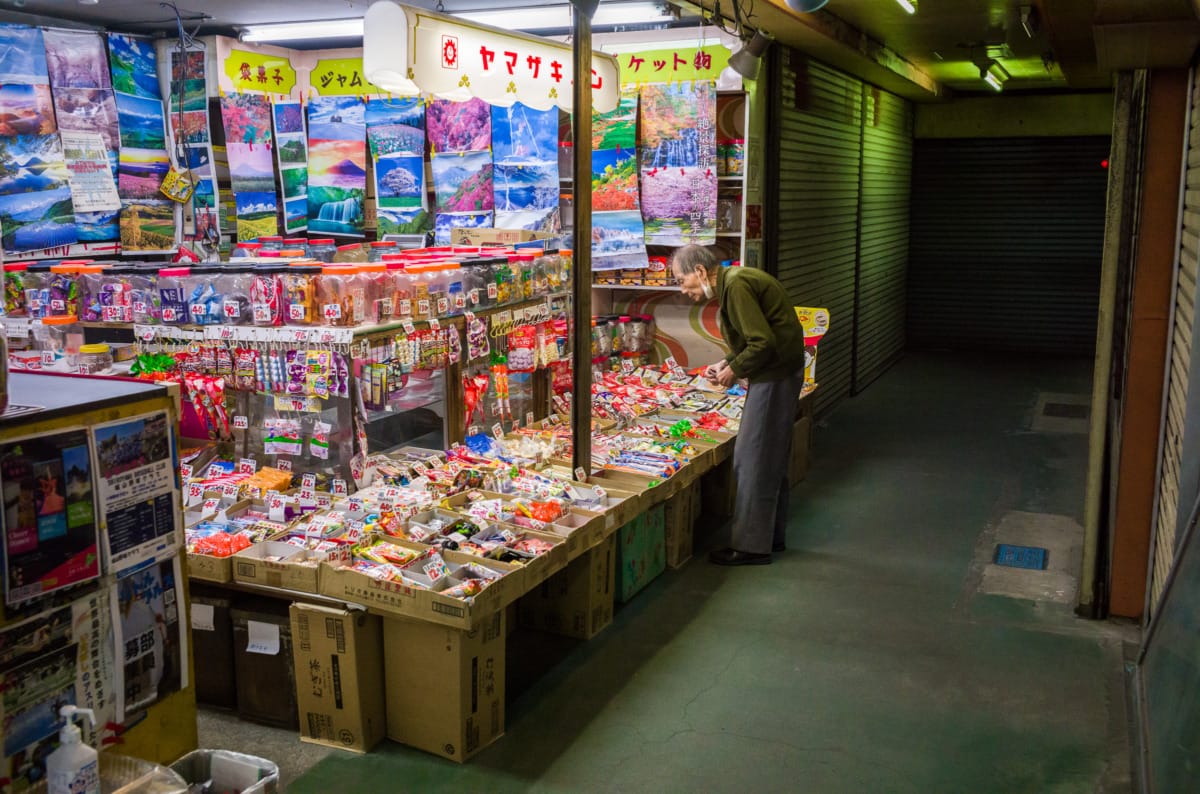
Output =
[{"x1": 47, "y1": 704, "x2": 99, "y2": 794}]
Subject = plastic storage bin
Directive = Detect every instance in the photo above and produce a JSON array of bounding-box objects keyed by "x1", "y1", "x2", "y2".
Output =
[
  {"x1": 171, "y1": 749, "x2": 279, "y2": 794},
  {"x1": 157, "y1": 267, "x2": 191, "y2": 325},
  {"x1": 35, "y1": 314, "x2": 83, "y2": 369}
]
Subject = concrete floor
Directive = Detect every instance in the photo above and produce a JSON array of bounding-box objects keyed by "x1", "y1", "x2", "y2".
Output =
[{"x1": 201, "y1": 352, "x2": 1135, "y2": 792}]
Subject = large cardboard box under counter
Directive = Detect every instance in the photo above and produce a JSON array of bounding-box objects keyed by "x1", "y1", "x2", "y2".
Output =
[
  {"x1": 233, "y1": 541, "x2": 320, "y2": 593},
  {"x1": 451, "y1": 227, "x2": 552, "y2": 246},
  {"x1": 290, "y1": 604, "x2": 386, "y2": 753},
  {"x1": 383, "y1": 611, "x2": 505, "y2": 762},
  {"x1": 519, "y1": 533, "x2": 616, "y2": 640},
  {"x1": 617, "y1": 504, "x2": 666, "y2": 602},
  {"x1": 319, "y1": 541, "x2": 526, "y2": 630}
]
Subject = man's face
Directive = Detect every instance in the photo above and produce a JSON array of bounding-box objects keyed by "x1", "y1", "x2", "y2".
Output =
[{"x1": 674, "y1": 264, "x2": 709, "y2": 302}]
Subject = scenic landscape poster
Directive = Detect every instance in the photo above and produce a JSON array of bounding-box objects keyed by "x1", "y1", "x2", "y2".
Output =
[
  {"x1": 434, "y1": 211, "x2": 492, "y2": 245},
  {"x1": 431, "y1": 151, "x2": 493, "y2": 213},
  {"x1": 367, "y1": 97, "x2": 427, "y2": 235},
  {"x1": 593, "y1": 87, "x2": 644, "y2": 269},
  {"x1": 0, "y1": 23, "x2": 49, "y2": 86},
  {"x1": 169, "y1": 46, "x2": 221, "y2": 241},
  {"x1": 117, "y1": 147, "x2": 169, "y2": 199},
  {"x1": 0, "y1": 135, "x2": 78, "y2": 254},
  {"x1": 0, "y1": 24, "x2": 55, "y2": 139},
  {"x1": 426, "y1": 98, "x2": 490, "y2": 154},
  {"x1": 120, "y1": 198, "x2": 176, "y2": 252},
  {"x1": 638, "y1": 82, "x2": 717, "y2": 246},
  {"x1": 235, "y1": 191, "x2": 278, "y2": 242},
  {"x1": 308, "y1": 96, "x2": 366, "y2": 237},
  {"x1": 273, "y1": 100, "x2": 307, "y2": 233},
  {"x1": 492, "y1": 102, "x2": 558, "y2": 231},
  {"x1": 107, "y1": 34, "x2": 161, "y2": 99},
  {"x1": 592, "y1": 88, "x2": 637, "y2": 151},
  {"x1": 44, "y1": 29, "x2": 110, "y2": 90}
]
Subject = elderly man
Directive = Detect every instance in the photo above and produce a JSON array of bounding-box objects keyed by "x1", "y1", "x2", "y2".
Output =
[{"x1": 672, "y1": 245, "x2": 807, "y2": 565}]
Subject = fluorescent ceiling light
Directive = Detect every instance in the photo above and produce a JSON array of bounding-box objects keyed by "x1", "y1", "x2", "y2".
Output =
[
  {"x1": 240, "y1": 18, "x2": 364, "y2": 42},
  {"x1": 895, "y1": 0, "x2": 916, "y2": 13},
  {"x1": 983, "y1": 72, "x2": 1003, "y2": 91},
  {"x1": 981, "y1": 60, "x2": 1009, "y2": 91},
  {"x1": 457, "y1": 2, "x2": 671, "y2": 31}
]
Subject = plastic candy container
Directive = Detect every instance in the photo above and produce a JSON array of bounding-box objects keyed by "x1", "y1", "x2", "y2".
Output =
[
  {"x1": 317, "y1": 266, "x2": 366, "y2": 326},
  {"x1": 47, "y1": 263, "x2": 88, "y2": 317},
  {"x1": 333, "y1": 243, "x2": 368, "y2": 263},
  {"x1": 282, "y1": 265, "x2": 321, "y2": 325},
  {"x1": 157, "y1": 266, "x2": 191, "y2": 325},
  {"x1": 445, "y1": 263, "x2": 467, "y2": 316},
  {"x1": 258, "y1": 235, "x2": 284, "y2": 251},
  {"x1": 308, "y1": 238, "x2": 337, "y2": 263},
  {"x1": 406, "y1": 265, "x2": 432, "y2": 320},
  {"x1": 428, "y1": 264, "x2": 450, "y2": 318},
  {"x1": 22, "y1": 262, "x2": 54, "y2": 319},
  {"x1": 532, "y1": 251, "x2": 550, "y2": 295},
  {"x1": 493, "y1": 257, "x2": 516, "y2": 306},
  {"x1": 283, "y1": 238, "x2": 309, "y2": 257},
  {"x1": 543, "y1": 250, "x2": 562, "y2": 292},
  {"x1": 231, "y1": 242, "x2": 263, "y2": 259},
  {"x1": 77, "y1": 343, "x2": 113, "y2": 374},
  {"x1": 35, "y1": 315, "x2": 83, "y2": 368},
  {"x1": 250, "y1": 265, "x2": 286, "y2": 326},
  {"x1": 368, "y1": 241, "x2": 398, "y2": 262},
  {"x1": 81, "y1": 264, "x2": 131, "y2": 323},
  {"x1": 185, "y1": 265, "x2": 225, "y2": 325},
  {"x1": 130, "y1": 267, "x2": 160, "y2": 325},
  {"x1": 382, "y1": 257, "x2": 412, "y2": 318},
  {"x1": 215, "y1": 265, "x2": 252, "y2": 325},
  {"x1": 4, "y1": 263, "x2": 27, "y2": 316},
  {"x1": 359, "y1": 263, "x2": 391, "y2": 323}
]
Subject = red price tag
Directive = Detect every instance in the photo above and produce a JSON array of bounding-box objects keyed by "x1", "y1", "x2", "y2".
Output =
[
  {"x1": 180, "y1": 463, "x2": 193, "y2": 479},
  {"x1": 221, "y1": 482, "x2": 240, "y2": 498},
  {"x1": 238, "y1": 458, "x2": 256, "y2": 474},
  {"x1": 492, "y1": 423, "x2": 504, "y2": 439},
  {"x1": 302, "y1": 472, "x2": 317, "y2": 489},
  {"x1": 346, "y1": 521, "x2": 364, "y2": 541},
  {"x1": 317, "y1": 492, "x2": 332, "y2": 508},
  {"x1": 252, "y1": 304, "x2": 271, "y2": 322},
  {"x1": 429, "y1": 316, "x2": 441, "y2": 331},
  {"x1": 575, "y1": 467, "x2": 587, "y2": 482},
  {"x1": 289, "y1": 304, "x2": 305, "y2": 321},
  {"x1": 161, "y1": 307, "x2": 177, "y2": 322},
  {"x1": 200, "y1": 498, "x2": 220, "y2": 516},
  {"x1": 223, "y1": 300, "x2": 240, "y2": 319},
  {"x1": 348, "y1": 499, "x2": 364, "y2": 515},
  {"x1": 526, "y1": 411, "x2": 535, "y2": 427},
  {"x1": 332, "y1": 478, "x2": 347, "y2": 495},
  {"x1": 402, "y1": 320, "x2": 415, "y2": 334},
  {"x1": 187, "y1": 482, "x2": 203, "y2": 504},
  {"x1": 323, "y1": 303, "x2": 342, "y2": 320}
]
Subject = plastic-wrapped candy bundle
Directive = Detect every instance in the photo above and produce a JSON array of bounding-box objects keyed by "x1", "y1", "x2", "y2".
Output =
[
  {"x1": 3, "y1": 263, "x2": 27, "y2": 316},
  {"x1": 46, "y1": 263, "x2": 90, "y2": 317},
  {"x1": 157, "y1": 266, "x2": 191, "y2": 325},
  {"x1": 250, "y1": 264, "x2": 286, "y2": 326},
  {"x1": 184, "y1": 265, "x2": 226, "y2": 325}
]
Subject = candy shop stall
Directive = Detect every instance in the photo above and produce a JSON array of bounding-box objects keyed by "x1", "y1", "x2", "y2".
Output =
[{"x1": 0, "y1": 0, "x2": 810, "y2": 779}]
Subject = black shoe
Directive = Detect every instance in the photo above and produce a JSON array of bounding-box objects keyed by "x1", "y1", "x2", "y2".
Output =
[
  {"x1": 709, "y1": 548, "x2": 772, "y2": 566},
  {"x1": 772, "y1": 542, "x2": 786, "y2": 553}
]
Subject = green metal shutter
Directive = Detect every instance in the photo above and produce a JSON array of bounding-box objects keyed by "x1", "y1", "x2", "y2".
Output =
[
  {"x1": 855, "y1": 87, "x2": 913, "y2": 390},
  {"x1": 773, "y1": 50, "x2": 863, "y2": 416},
  {"x1": 1149, "y1": 73, "x2": 1200, "y2": 613},
  {"x1": 907, "y1": 137, "x2": 1110, "y2": 354}
]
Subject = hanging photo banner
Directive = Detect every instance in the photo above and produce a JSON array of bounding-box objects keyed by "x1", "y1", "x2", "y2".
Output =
[
  {"x1": 0, "y1": 428, "x2": 100, "y2": 607},
  {"x1": 616, "y1": 45, "x2": 731, "y2": 86},
  {"x1": 428, "y1": 98, "x2": 492, "y2": 244},
  {"x1": 111, "y1": 556, "x2": 187, "y2": 721},
  {"x1": 0, "y1": 589, "x2": 116, "y2": 790},
  {"x1": 44, "y1": 29, "x2": 120, "y2": 242},
  {"x1": 592, "y1": 88, "x2": 646, "y2": 270},
  {"x1": 0, "y1": 134, "x2": 80, "y2": 254},
  {"x1": 221, "y1": 93, "x2": 278, "y2": 240},
  {"x1": 639, "y1": 81, "x2": 717, "y2": 246},
  {"x1": 308, "y1": 96, "x2": 367, "y2": 237},
  {"x1": 366, "y1": 97, "x2": 428, "y2": 235},
  {"x1": 273, "y1": 99, "x2": 309, "y2": 233},
  {"x1": 492, "y1": 102, "x2": 559, "y2": 234},
  {"x1": 109, "y1": 33, "x2": 176, "y2": 252},
  {"x1": 364, "y1": 2, "x2": 620, "y2": 112},
  {"x1": 0, "y1": 23, "x2": 55, "y2": 134},
  {"x1": 167, "y1": 44, "x2": 221, "y2": 242}
]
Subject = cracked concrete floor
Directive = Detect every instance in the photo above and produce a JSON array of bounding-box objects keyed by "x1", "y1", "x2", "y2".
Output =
[{"x1": 287, "y1": 353, "x2": 1131, "y2": 793}]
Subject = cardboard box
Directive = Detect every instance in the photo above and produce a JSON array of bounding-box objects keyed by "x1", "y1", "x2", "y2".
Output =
[
  {"x1": 518, "y1": 534, "x2": 616, "y2": 639},
  {"x1": 664, "y1": 485, "x2": 695, "y2": 569},
  {"x1": 188, "y1": 552, "x2": 234, "y2": 583},
  {"x1": 382, "y1": 612, "x2": 506, "y2": 762},
  {"x1": 319, "y1": 539, "x2": 526, "y2": 630},
  {"x1": 450, "y1": 227, "x2": 551, "y2": 246},
  {"x1": 233, "y1": 541, "x2": 321, "y2": 593},
  {"x1": 700, "y1": 458, "x2": 736, "y2": 525},
  {"x1": 545, "y1": 509, "x2": 605, "y2": 560},
  {"x1": 290, "y1": 604, "x2": 387, "y2": 753},
  {"x1": 190, "y1": 586, "x2": 236, "y2": 708},
  {"x1": 232, "y1": 602, "x2": 298, "y2": 730},
  {"x1": 617, "y1": 504, "x2": 666, "y2": 603}
]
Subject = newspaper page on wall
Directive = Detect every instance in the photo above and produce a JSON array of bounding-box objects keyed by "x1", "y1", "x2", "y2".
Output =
[
  {"x1": 0, "y1": 589, "x2": 116, "y2": 791},
  {"x1": 111, "y1": 556, "x2": 186, "y2": 721},
  {"x1": 90, "y1": 411, "x2": 179, "y2": 574}
]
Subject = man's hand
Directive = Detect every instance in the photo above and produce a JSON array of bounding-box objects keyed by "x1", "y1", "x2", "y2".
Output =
[
  {"x1": 703, "y1": 360, "x2": 727, "y2": 383},
  {"x1": 715, "y1": 364, "x2": 737, "y2": 388}
]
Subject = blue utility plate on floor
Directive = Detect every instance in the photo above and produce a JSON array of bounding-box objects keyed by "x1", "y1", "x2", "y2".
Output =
[{"x1": 994, "y1": 544, "x2": 1048, "y2": 570}]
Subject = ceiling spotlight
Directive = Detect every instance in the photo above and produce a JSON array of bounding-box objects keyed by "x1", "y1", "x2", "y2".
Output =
[
  {"x1": 78, "y1": 0, "x2": 100, "y2": 5},
  {"x1": 895, "y1": 0, "x2": 917, "y2": 13},
  {"x1": 727, "y1": 30, "x2": 771, "y2": 79},
  {"x1": 979, "y1": 59, "x2": 1009, "y2": 91}
]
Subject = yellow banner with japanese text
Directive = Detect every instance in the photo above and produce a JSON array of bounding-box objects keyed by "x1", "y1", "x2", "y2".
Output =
[
  {"x1": 222, "y1": 47, "x2": 297, "y2": 95},
  {"x1": 311, "y1": 57, "x2": 383, "y2": 96},
  {"x1": 616, "y1": 45, "x2": 730, "y2": 85}
]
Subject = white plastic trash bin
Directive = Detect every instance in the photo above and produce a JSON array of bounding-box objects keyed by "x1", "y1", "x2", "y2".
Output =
[{"x1": 169, "y1": 750, "x2": 279, "y2": 794}]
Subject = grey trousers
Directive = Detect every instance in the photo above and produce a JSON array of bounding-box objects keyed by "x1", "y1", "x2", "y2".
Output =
[{"x1": 731, "y1": 368, "x2": 805, "y2": 554}]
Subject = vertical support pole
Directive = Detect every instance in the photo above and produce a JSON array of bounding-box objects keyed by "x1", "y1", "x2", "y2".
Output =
[{"x1": 571, "y1": 0, "x2": 594, "y2": 476}]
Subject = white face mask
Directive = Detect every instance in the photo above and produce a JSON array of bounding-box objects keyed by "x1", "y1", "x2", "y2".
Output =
[{"x1": 700, "y1": 280, "x2": 714, "y2": 299}]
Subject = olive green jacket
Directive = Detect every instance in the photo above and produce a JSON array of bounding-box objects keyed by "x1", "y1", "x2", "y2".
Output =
[{"x1": 717, "y1": 266, "x2": 807, "y2": 383}]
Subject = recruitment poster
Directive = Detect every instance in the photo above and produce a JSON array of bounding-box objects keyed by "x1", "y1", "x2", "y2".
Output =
[
  {"x1": 112, "y1": 556, "x2": 186, "y2": 720},
  {"x1": 0, "y1": 429, "x2": 100, "y2": 606},
  {"x1": 0, "y1": 589, "x2": 115, "y2": 791},
  {"x1": 90, "y1": 411, "x2": 179, "y2": 573}
]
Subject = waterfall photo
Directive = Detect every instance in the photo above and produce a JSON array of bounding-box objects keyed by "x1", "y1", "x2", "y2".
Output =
[
  {"x1": 638, "y1": 81, "x2": 717, "y2": 246},
  {"x1": 307, "y1": 96, "x2": 367, "y2": 237}
]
